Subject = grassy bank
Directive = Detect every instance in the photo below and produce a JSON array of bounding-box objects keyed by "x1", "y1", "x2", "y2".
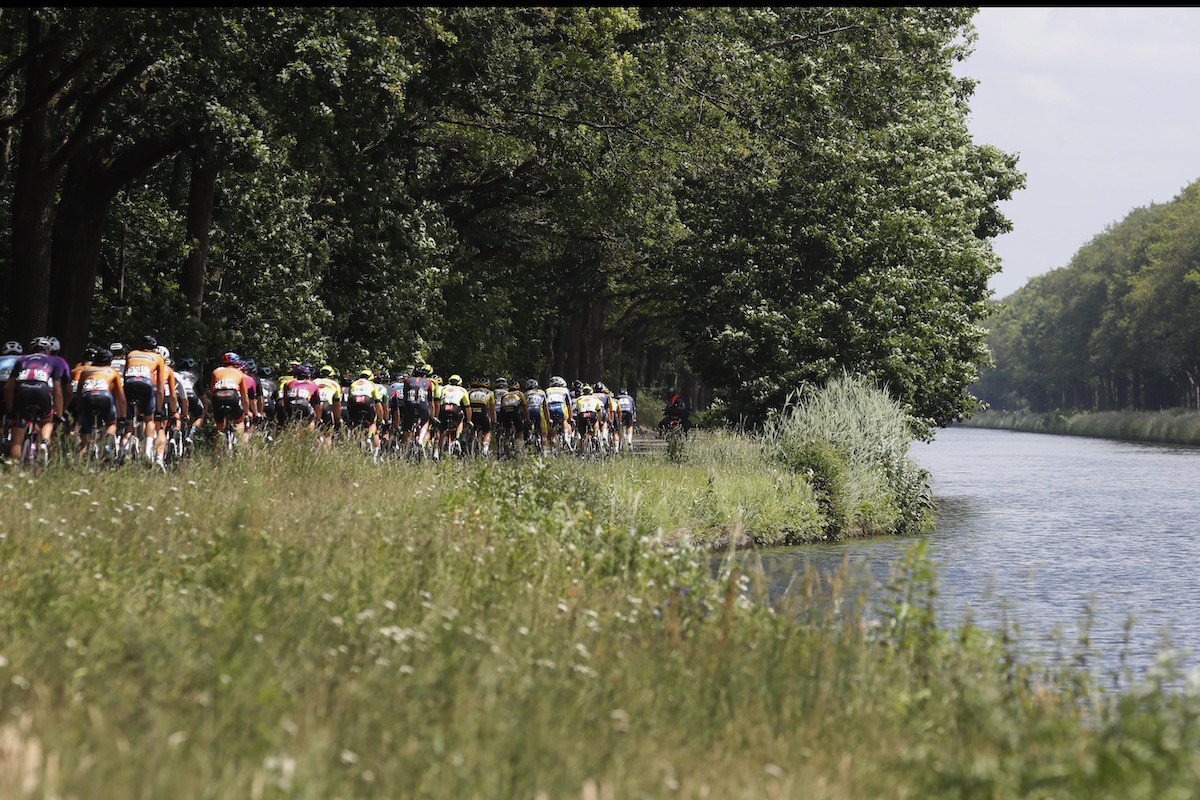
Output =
[
  {"x1": 4, "y1": 378, "x2": 1200, "y2": 798},
  {"x1": 3, "y1": 440, "x2": 1200, "y2": 798},
  {"x1": 963, "y1": 408, "x2": 1200, "y2": 446}
]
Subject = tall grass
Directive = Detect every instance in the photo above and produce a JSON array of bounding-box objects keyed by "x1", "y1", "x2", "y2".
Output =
[
  {"x1": 760, "y1": 372, "x2": 934, "y2": 538},
  {"x1": 4, "y1": 441, "x2": 1200, "y2": 798}
]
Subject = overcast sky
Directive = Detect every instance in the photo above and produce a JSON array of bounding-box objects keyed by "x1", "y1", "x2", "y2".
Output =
[{"x1": 953, "y1": 7, "x2": 1200, "y2": 299}]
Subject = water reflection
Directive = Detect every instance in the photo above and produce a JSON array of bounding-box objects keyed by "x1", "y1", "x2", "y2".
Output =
[{"x1": 721, "y1": 426, "x2": 1200, "y2": 679}]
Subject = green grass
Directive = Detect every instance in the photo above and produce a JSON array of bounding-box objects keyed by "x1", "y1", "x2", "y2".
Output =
[
  {"x1": 3, "y1": 401, "x2": 1200, "y2": 797},
  {"x1": 964, "y1": 408, "x2": 1200, "y2": 446}
]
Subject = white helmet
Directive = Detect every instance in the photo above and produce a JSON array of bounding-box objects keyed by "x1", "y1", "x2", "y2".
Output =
[
  {"x1": 550, "y1": 375, "x2": 566, "y2": 388},
  {"x1": 2, "y1": 341, "x2": 21, "y2": 355},
  {"x1": 156, "y1": 345, "x2": 172, "y2": 366}
]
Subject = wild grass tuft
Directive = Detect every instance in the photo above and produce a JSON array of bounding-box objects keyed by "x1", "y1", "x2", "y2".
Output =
[{"x1": 761, "y1": 372, "x2": 934, "y2": 538}]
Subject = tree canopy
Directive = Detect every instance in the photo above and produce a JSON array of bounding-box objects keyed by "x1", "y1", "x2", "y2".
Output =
[
  {"x1": 977, "y1": 180, "x2": 1200, "y2": 413},
  {"x1": 0, "y1": 7, "x2": 1021, "y2": 429}
]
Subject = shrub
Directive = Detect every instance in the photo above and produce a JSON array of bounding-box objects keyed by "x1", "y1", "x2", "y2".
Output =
[{"x1": 761, "y1": 371, "x2": 933, "y2": 538}]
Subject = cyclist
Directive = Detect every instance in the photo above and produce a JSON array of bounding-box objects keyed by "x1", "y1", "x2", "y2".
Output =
[
  {"x1": 467, "y1": 379, "x2": 496, "y2": 457},
  {"x1": 175, "y1": 357, "x2": 206, "y2": 446},
  {"x1": 616, "y1": 387, "x2": 637, "y2": 452},
  {"x1": 46, "y1": 337, "x2": 74, "y2": 417},
  {"x1": 241, "y1": 358, "x2": 263, "y2": 436},
  {"x1": 593, "y1": 381, "x2": 614, "y2": 451},
  {"x1": 347, "y1": 368, "x2": 388, "y2": 461},
  {"x1": 210, "y1": 352, "x2": 252, "y2": 449},
  {"x1": 109, "y1": 342, "x2": 127, "y2": 376},
  {"x1": 497, "y1": 379, "x2": 527, "y2": 456},
  {"x1": 74, "y1": 347, "x2": 126, "y2": 457},
  {"x1": 155, "y1": 345, "x2": 188, "y2": 466},
  {"x1": 545, "y1": 375, "x2": 574, "y2": 450},
  {"x1": 401, "y1": 364, "x2": 436, "y2": 455},
  {"x1": 573, "y1": 384, "x2": 604, "y2": 451},
  {"x1": 122, "y1": 335, "x2": 168, "y2": 460},
  {"x1": 282, "y1": 362, "x2": 324, "y2": 435},
  {"x1": 4, "y1": 337, "x2": 65, "y2": 463},
  {"x1": 435, "y1": 374, "x2": 471, "y2": 459},
  {"x1": 0, "y1": 341, "x2": 22, "y2": 426},
  {"x1": 257, "y1": 364, "x2": 279, "y2": 434},
  {"x1": 659, "y1": 386, "x2": 692, "y2": 436},
  {"x1": 386, "y1": 370, "x2": 407, "y2": 439},
  {"x1": 313, "y1": 365, "x2": 342, "y2": 443},
  {"x1": 524, "y1": 379, "x2": 550, "y2": 456}
]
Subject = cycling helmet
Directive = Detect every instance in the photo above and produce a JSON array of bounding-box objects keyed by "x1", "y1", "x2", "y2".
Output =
[
  {"x1": 241, "y1": 358, "x2": 256, "y2": 374},
  {"x1": 571, "y1": 379, "x2": 582, "y2": 390},
  {"x1": 550, "y1": 376, "x2": 566, "y2": 388},
  {"x1": 493, "y1": 377, "x2": 508, "y2": 390},
  {"x1": 393, "y1": 371, "x2": 407, "y2": 383},
  {"x1": 222, "y1": 352, "x2": 241, "y2": 366},
  {"x1": 156, "y1": 345, "x2": 172, "y2": 366},
  {"x1": 431, "y1": 374, "x2": 442, "y2": 384},
  {"x1": 110, "y1": 342, "x2": 126, "y2": 357},
  {"x1": 258, "y1": 365, "x2": 273, "y2": 378},
  {"x1": 292, "y1": 363, "x2": 312, "y2": 379},
  {"x1": 47, "y1": 336, "x2": 61, "y2": 354},
  {"x1": 525, "y1": 379, "x2": 539, "y2": 391},
  {"x1": 93, "y1": 347, "x2": 113, "y2": 366},
  {"x1": 594, "y1": 381, "x2": 606, "y2": 393},
  {"x1": 667, "y1": 386, "x2": 678, "y2": 397},
  {"x1": 319, "y1": 365, "x2": 335, "y2": 378},
  {"x1": 178, "y1": 357, "x2": 196, "y2": 370},
  {"x1": 139, "y1": 334, "x2": 157, "y2": 350},
  {"x1": 619, "y1": 387, "x2": 629, "y2": 396},
  {"x1": 3, "y1": 341, "x2": 23, "y2": 355},
  {"x1": 359, "y1": 368, "x2": 373, "y2": 380},
  {"x1": 28, "y1": 336, "x2": 51, "y2": 353},
  {"x1": 447, "y1": 374, "x2": 462, "y2": 386},
  {"x1": 582, "y1": 384, "x2": 593, "y2": 395},
  {"x1": 413, "y1": 364, "x2": 429, "y2": 377}
]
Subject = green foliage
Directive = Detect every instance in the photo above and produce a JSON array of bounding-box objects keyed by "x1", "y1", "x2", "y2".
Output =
[
  {"x1": 0, "y1": 8, "x2": 1020, "y2": 427},
  {"x1": 762, "y1": 372, "x2": 934, "y2": 538},
  {"x1": 981, "y1": 180, "x2": 1200, "y2": 414}
]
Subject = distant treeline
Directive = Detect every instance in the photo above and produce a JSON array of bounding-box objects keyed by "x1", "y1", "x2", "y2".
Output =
[
  {"x1": 977, "y1": 180, "x2": 1200, "y2": 414},
  {"x1": 0, "y1": 8, "x2": 1020, "y2": 427}
]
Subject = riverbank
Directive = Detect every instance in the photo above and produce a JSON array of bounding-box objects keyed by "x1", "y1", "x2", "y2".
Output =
[
  {"x1": 6, "y1": 438, "x2": 1200, "y2": 798},
  {"x1": 961, "y1": 408, "x2": 1200, "y2": 446}
]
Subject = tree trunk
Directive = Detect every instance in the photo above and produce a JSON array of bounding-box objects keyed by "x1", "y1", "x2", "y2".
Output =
[
  {"x1": 7, "y1": 12, "x2": 60, "y2": 343},
  {"x1": 181, "y1": 154, "x2": 218, "y2": 327}
]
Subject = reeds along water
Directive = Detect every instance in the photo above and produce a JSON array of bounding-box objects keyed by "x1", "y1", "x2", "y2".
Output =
[{"x1": 963, "y1": 408, "x2": 1200, "y2": 446}]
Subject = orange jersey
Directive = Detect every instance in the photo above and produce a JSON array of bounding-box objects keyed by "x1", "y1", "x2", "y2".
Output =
[
  {"x1": 210, "y1": 366, "x2": 248, "y2": 396},
  {"x1": 124, "y1": 349, "x2": 166, "y2": 388},
  {"x1": 76, "y1": 365, "x2": 124, "y2": 396}
]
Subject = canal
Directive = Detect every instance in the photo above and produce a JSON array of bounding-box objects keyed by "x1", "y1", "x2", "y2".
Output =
[{"x1": 734, "y1": 425, "x2": 1200, "y2": 680}]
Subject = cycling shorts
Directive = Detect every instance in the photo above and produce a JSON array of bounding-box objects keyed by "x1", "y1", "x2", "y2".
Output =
[
  {"x1": 347, "y1": 403, "x2": 378, "y2": 427},
  {"x1": 438, "y1": 405, "x2": 463, "y2": 431},
  {"x1": 211, "y1": 389, "x2": 245, "y2": 424},
  {"x1": 546, "y1": 403, "x2": 566, "y2": 423},
  {"x1": 498, "y1": 408, "x2": 524, "y2": 431},
  {"x1": 186, "y1": 394, "x2": 206, "y2": 421},
  {"x1": 621, "y1": 410, "x2": 635, "y2": 428},
  {"x1": 401, "y1": 403, "x2": 430, "y2": 431},
  {"x1": 8, "y1": 383, "x2": 53, "y2": 428},
  {"x1": 469, "y1": 409, "x2": 491, "y2": 434},
  {"x1": 284, "y1": 399, "x2": 316, "y2": 421},
  {"x1": 78, "y1": 394, "x2": 117, "y2": 434},
  {"x1": 124, "y1": 380, "x2": 157, "y2": 419}
]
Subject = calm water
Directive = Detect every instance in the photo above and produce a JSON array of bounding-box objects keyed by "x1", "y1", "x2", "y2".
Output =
[{"x1": 732, "y1": 426, "x2": 1200, "y2": 677}]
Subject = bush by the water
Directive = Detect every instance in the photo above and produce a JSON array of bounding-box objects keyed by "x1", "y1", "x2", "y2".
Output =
[{"x1": 761, "y1": 372, "x2": 934, "y2": 538}]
